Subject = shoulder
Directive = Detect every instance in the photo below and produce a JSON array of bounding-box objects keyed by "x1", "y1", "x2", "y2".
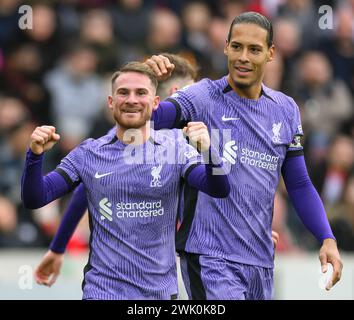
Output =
[
  {"x1": 169, "y1": 77, "x2": 222, "y2": 101},
  {"x1": 262, "y1": 84, "x2": 299, "y2": 111},
  {"x1": 107, "y1": 126, "x2": 116, "y2": 136},
  {"x1": 75, "y1": 134, "x2": 115, "y2": 152}
]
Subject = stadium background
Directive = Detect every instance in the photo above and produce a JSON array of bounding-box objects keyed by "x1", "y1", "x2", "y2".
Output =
[{"x1": 0, "y1": 0, "x2": 353, "y2": 299}]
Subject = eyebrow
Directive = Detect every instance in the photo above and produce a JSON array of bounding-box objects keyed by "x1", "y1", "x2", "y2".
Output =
[
  {"x1": 232, "y1": 40, "x2": 264, "y2": 45},
  {"x1": 116, "y1": 87, "x2": 149, "y2": 92}
]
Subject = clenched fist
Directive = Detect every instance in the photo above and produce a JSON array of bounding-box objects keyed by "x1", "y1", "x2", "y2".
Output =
[
  {"x1": 30, "y1": 125, "x2": 60, "y2": 155},
  {"x1": 144, "y1": 55, "x2": 175, "y2": 81},
  {"x1": 183, "y1": 122, "x2": 210, "y2": 153}
]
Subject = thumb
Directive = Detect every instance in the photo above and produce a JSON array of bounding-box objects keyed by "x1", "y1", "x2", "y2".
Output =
[
  {"x1": 48, "y1": 273, "x2": 59, "y2": 287},
  {"x1": 320, "y1": 254, "x2": 328, "y2": 273},
  {"x1": 52, "y1": 133, "x2": 60, "y2": 141}
]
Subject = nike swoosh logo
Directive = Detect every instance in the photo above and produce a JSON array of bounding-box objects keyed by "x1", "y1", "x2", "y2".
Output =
[
  {"x1": 95, "y1": 172, "x2": 114, "y2": 179},
  {"x1": 222, "y1": 115, "x2": 240, "y2": 121}
]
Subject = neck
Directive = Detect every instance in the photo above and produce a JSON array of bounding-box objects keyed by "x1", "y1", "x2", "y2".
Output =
[
  {"x1": 227, "y1": 75, "x2": 262, "y2": 100},
  {"x1": 116, "y1": 122, "x2": 151, "y2": 144}
]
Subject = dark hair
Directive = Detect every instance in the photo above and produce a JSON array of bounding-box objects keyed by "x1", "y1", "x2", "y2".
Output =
[
  {"x1": 227, "y1": 11, "x2": 273, "y2": 48},
  {"x1": 111, "y1": 62, "x2": 158, "y2": 92}
]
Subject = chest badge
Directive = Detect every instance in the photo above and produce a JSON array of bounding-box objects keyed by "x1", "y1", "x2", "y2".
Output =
[
  {"x1": 272, "y1": 122, "x2": 282, "y2": 144},
  {"x1": 150, "y1": 164, "x2": 163, "y2": 187}
]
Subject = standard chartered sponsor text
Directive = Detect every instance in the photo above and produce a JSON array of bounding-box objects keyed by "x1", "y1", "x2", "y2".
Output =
[
  {"x1": 116, "y1": 200, "x2": 164, "y2": 218},
  {"x1": 240, "y1": 147, "x2": 279, "y2": 171}
]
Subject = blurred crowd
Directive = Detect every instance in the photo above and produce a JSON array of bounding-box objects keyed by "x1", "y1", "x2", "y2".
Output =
[{"x1": 0, "y1": 0, "x2": 354, "y2": 254}]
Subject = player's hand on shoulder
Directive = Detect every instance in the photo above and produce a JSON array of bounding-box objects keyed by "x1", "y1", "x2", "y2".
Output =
[
  {"x1": 34, "y1": 250, "x2": 64, "y2": 287},
  {"x1": 145, "y1": 54, "x2": 175, "y2": 81},
  {"x1": 183, "y1": 122, "x2": 210, "y2": 153},
  {"x1": 30, "y1": 125, "x2": 60, "y2": 155}
]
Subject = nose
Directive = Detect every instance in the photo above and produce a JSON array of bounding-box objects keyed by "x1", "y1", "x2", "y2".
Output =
[
  {"x1": 126, "y1": 92, "x2": 139, "y2": 104},
  {"x1": 238, "y1": 48, "x2": 249, "y2": 63}
]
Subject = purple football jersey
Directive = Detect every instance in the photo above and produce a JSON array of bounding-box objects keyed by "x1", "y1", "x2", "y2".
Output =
[
  {"x1": 55, "y1": 129, "x2": 202, "y2": 299},
  {"x1": 170, "y1": 76, "x2": 303, "y2": 268}
]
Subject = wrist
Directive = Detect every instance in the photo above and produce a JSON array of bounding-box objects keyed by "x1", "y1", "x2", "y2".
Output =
[
  {"x1": 322, "y1": 237, "x2": 337, "y2": 246},
  {"x1": 27, "y1": 148, "x2": 44, "y2": 158},
  {"x1": 29, "y1": 146, "x2": 43, "y2": 156}
]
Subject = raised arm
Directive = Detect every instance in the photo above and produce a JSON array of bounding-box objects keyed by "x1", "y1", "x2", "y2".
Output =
[
  {"x1": 183, "y1": 122, "x2": 230, "y2": 198},
  {"x1": 21, "y1": 126, "x2": 72, "y2": 209}
]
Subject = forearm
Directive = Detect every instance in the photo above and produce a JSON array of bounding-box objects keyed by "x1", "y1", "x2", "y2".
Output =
[
  {"x1": 21, "y1": 149, "x2": 71, "y2": 209},
  {"x1": 50, "y1": 183, "x2": 88, "y2": 254},
  {"x1": 187, "y1": 148, "x2": 230, "y2": 198},
  {"x1": 282, "y1": 155, "x2": 335, "y2": 243}
]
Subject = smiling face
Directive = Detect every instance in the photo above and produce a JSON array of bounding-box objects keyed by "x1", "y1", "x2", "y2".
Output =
[
  {"x1": 108, "y1": 71, "x2": 160, "y2": 130},
  {"x1": 224, "y1": 23, "x2": 274, "y2": 98}
]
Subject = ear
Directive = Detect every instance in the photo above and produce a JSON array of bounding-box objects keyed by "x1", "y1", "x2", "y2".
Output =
[
  {"x1": 224, "y1": 40, "x2": 229, "y2": 56},
  {"x1": 153, "y1": 95, "x2": 160, "y2": 111},
  {"x1": 107, "y1": 95, "x2": 113, "y2": 110},
  {"x1": 267, "y1": 44, "x2": 275, "y2": 62}
]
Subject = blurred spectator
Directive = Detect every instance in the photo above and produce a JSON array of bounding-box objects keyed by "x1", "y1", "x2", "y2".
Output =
[
  {"x1": 80, "y1": 8, "x2": 119, "y2": 76},
  {"x1": 44, "y1": 43, "x2": 105, "y2": 153},
  {"x1": 0, "y1": 196, "x2": 17, "y2": 235},
  {"x1": 111, "y1": 0, "x2": 151, "y2": 63},
  {"x1": 180, "y1": 1, "x2": 215, "y2": 78},
  {"x1": 55, "y1": 0, "x2": 81, "y2": 40},
  {"x1": 0, "y1": 0, "x2": 21, "y2": 47},
  {"x1": 277, "y1": 0, "x2": 322, "y2": 49},
  {"x1": 318, "y1": 7, "x2": 354, "y2": 94},
  {"x1": 0, "y1": 48, "x2": 4, "y2": 71},
  {"x1": 0, "y1": 43, "x2": 52, "y2": 124},
  {"x1": 272, "y1": 17, "x2": 302, "y2": 96},
  {"x1": 218, "y1": 0, "x2": 248, "y2": 24},
  {"x1": 206, "y1": 17, "x2": 229, "y2": 78},
  {"x1": 146, "y1": 8, "x2": 182, "y2": 54},
  {"x1": 13, "y1": 4, "x2": 63, "y2": 73},
  {"x1": 181, "y1": 1, "x2": 211, "y2": 54},
  {"x1": 263, "y1": 53, "x2": 284, "y2": 90},
  {"x1": 311, "y1": 135, "x2": 354, "y2": 207},
  {"x1": 77, "y1": 0, "x2": 115, "y2": 8},
  {"x1": 0, "y1": 96, "x2": 51, "y2": 247},
  {"x1": 327, "y1": 172, "x2": 354, "y2": 251},
  {"x1": 296, "y1": 51, "x2": 353, "y2": 164}
]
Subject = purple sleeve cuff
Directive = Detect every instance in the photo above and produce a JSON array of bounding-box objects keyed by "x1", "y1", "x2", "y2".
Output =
[
  {"x1": 50, "y1": 183, "x2": 88, "y2": 254},
  {"x1": 186, "y1": 148, "x2": 230, "y2": 198},
  {"x1": 282, "y1": 155, "x2": 335, "y2": 243},
  {"x1": 21, "y1": 149, "x2": 71, "y2": 209},
  {"x1": 151, "y1": 100, "x2": 180, "y2": 129}
]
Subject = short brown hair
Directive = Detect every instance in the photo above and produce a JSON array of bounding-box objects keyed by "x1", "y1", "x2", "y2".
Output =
[{"x1": 111, "y1": 62, "x2": 158, "y2": 92}]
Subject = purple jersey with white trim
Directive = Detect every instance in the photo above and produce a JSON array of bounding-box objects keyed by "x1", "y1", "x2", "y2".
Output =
[
  {"x1": 55, "y1": 129, "x2": 202, "y2": 299},
  {"x1": 170, "y1": 76, "x2": 303, "y2": 268}
]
